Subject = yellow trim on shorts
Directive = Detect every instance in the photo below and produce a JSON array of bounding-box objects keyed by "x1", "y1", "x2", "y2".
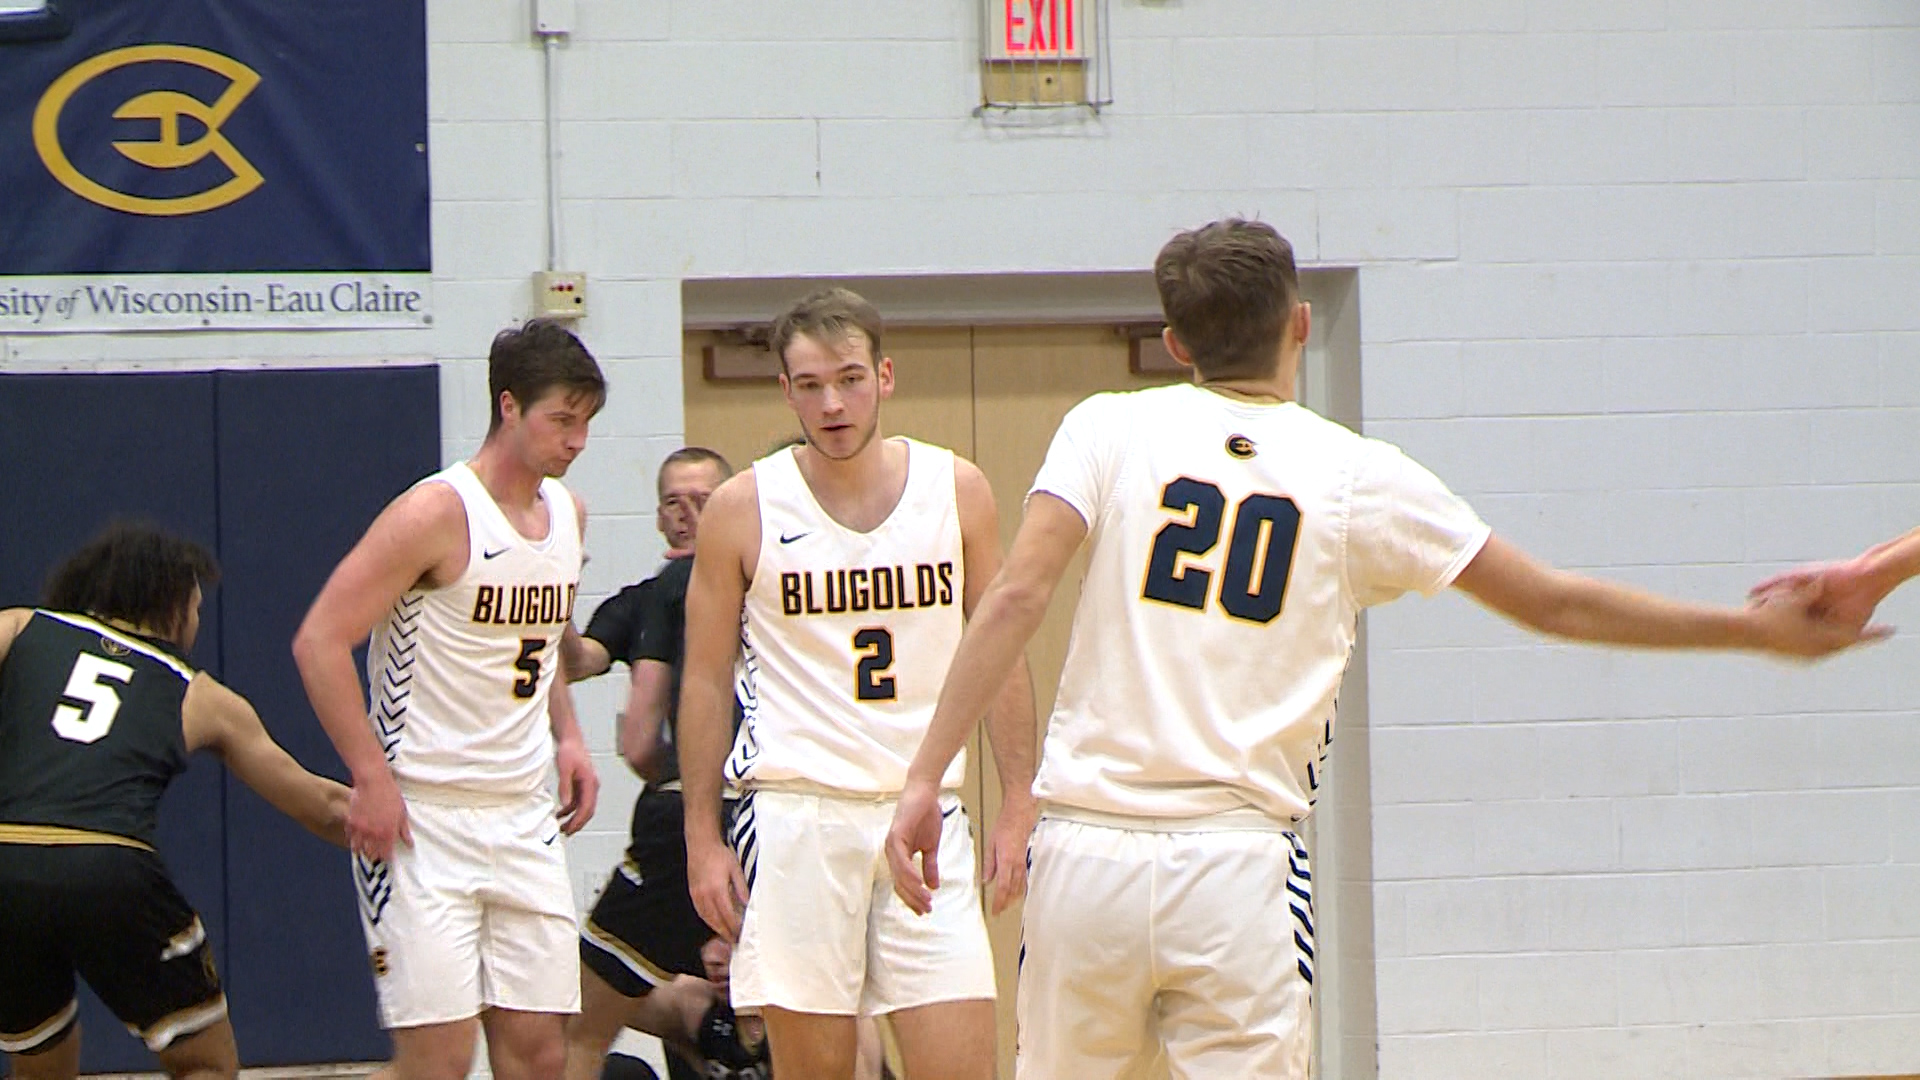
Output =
[
  {"x1": 0, "y1": 998, "x2": 78, "y2": 1052},
  {"x1": 583, "y1": 918, "x2": 676, "y2": 988},
  {"x1": 0, "y1": 823, "x2": 153, "y2": 851},
  {"x1": 136, "y1": 994, "x2": 227, "y2": 1051},
  {"x1": 161, "y1": 916, "x2": 207, "y2": 961}
]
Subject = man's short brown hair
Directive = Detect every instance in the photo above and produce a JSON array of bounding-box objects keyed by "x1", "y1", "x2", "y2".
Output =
[
  {"x1": 769, "y1": 288, "x2": 883, "y2": 373},
  {"x1": 487, "y1": 318, "x2": 607, "y2": 432},
  {"x1": 1154, "y1": 219, "x2": 1301, "y2": 381},
  {"x1": 656, "y1": 446, "x2": 732, "y2": 498}
]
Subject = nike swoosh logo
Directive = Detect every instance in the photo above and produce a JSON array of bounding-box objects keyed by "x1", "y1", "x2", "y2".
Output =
[
  {"x1": 482, "y1": 547, "x2": 509, "y2": 560},
  {"x1": 779, "y1": 532, "x2": 809, "y2": 545},
  {"x1": 541, "y1": 831, "x2": 559, "y2": 846}
]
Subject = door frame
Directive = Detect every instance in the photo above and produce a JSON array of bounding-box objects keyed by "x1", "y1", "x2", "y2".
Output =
[{"x1": 683, "y1": 268, "x2": 1378, "y2": 1079}]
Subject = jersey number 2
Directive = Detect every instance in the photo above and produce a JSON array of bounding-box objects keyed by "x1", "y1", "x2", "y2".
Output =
[
  {"x1": 51, "y1": 653, "x2": 136, "y2": 744},
  {"x1": 854, "y1": 627, "x2": 897, "y2": 701},
  {"x1": 1142, "y1": 477, "x2": 1301, "y2": 624},
  {"x1": 513, "y1": 637, "x2": 546, "y2": 699}
]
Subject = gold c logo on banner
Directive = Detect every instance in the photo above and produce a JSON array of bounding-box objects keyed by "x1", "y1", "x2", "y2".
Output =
[{"x1": 32, "y1": 44, "x2": 263, "y2": 217}]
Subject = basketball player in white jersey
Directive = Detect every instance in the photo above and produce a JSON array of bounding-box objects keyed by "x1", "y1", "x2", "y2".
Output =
[
  {"x1": 885, "y1": 219, "x2": 1884, "y2": 1078},
  {"x1": 293, "y1": 319, "x2": 606, "y2": 1080},
  {"x1": 678, "y1": 288, "x2": 1038, "y2": 1080}
]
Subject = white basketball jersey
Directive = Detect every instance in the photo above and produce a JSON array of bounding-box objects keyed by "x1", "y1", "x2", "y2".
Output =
[
  {"x1": 725, "y1": 439, "x2": 967, "y2": 794},
  {"x1": 368, "y1": 462, "x2": 582, "y2": 799},
  {"x1": 1030, "y1": 383, "x2": 1490, "y2": 824}
]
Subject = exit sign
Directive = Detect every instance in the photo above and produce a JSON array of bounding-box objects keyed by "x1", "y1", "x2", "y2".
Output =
[{"x1": 986, "y1": 0, "x2": 1083, "y2": 60}]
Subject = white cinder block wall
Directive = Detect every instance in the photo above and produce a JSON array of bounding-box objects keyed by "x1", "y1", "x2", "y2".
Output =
[{"x1": 6, "y1": 2, "x2": 1917, "y2": 1076}]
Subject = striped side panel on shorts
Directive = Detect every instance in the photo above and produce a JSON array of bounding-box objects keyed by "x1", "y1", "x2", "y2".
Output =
[
  {"x1": 728, "y1": 789, "x2": 759, "y2": 891},
  {"x1": 1284, "y1": 830, "x2": 1314, "y2": 988}
]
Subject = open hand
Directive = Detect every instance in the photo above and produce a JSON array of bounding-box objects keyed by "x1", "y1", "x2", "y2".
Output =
[
  {"x1": 1745, "y1": 577, "x2": 1893, "y2": 658},
  {"x1": 1750, "y1": 552, "x2": 1895, "y2": 637}
]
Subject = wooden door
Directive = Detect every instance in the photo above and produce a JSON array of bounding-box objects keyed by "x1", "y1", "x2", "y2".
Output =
[{"x1": 968, "y1": 327, "x2": 1186, "y2": 1077}]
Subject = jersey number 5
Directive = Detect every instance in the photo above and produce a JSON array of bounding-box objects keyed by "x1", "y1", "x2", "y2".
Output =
[
  {"x1": 513, "y1": 637, "x2": 546, "y2": 699},
  {"x1": 853, "y1": 627, "x2": 897, "y2": 701},
  {"x1": 1142, "y1": 477, "x2": 1301, "y2": 624},
  {"x1": 51, "y1": 653, "x2": 136, "y2": 744}
]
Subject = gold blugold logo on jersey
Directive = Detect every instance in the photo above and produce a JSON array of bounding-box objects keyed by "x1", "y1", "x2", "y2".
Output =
[
  {"x1": 98, "y1": 636, "x2": 130, "y2": 657},
  {"x1": 471, "y1": 583, "x2": 578, "y2": 627},
  {"x1": 781, "y1": 563, "x2": 955, "y2": 617},
  {"x1": 1225, "y1": 434, "x2": 1257, "y2": 459},
  {"x1": 33, "y1": 44, "x2": 264, "y2": 217}
]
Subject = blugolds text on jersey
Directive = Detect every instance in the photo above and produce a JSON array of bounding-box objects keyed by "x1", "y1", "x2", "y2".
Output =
[
  {"x1": 780, "y1": 563, "x2": 955, "y2": 617},
  {"x1": 470, "y1": 583, "x2": 578, "y2": 627}
]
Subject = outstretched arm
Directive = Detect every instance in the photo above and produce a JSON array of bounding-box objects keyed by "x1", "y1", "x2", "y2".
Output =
[
  {"x1": 184, "y1": 676, "x2": 350, "y2": 847},
  {"x1": 889, "y1": 492, "x2": 1088, "y2": 915},
  {"x1": 1868, "y1": 527, "x2": 1920, "y2": 589},
  {"x1": 561, "y1": 625, "x2": 613, "y2": 682},
  {"x1": 1454, "y1": 534, "x2": 1888, "y2": 657}
]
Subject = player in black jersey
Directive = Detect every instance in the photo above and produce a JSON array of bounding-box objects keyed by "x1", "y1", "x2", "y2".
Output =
[
  {"x1": 561, "y1": 448, "x2": 777, "y2": 1080},
  {"x1": 0, "y1": 523, "x2": 350, "y2": 1080}
]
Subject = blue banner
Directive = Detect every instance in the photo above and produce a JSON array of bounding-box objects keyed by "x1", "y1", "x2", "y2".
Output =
[{"x1": 0, "y1": 0, "x2": 430, "y2": 330}]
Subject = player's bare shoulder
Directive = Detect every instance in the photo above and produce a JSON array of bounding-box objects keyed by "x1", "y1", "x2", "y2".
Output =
[
  {"x1": 375, "y1": 475, "x2": 472, "y2": 588},
  {"x1": 698, "y1": 468, "x2": 763, "y2": 582},
  {"x1": 951, "y1": 456, "x2": 1002, "y2": 537},
  {"x1": 180, "y1": 671, "x2": 255, "y2": 755}
]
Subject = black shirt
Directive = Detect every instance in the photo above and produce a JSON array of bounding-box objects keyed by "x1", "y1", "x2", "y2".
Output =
[
  {"x1": 632, "y1": 556, "x2": 693, "y2": 788},
  {"x1": 0, "y1": 611, "x2": 191, "y2": 848},
  {"x1": 583, "y1": 579, "x2": 654, "y2": 667},
  {"x1": 628, "y1": 555, "x2": 746, "y2": 793}
]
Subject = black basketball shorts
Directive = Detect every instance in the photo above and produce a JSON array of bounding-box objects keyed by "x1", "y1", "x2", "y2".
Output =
[
  {"x1": 580, "y1": 789, "x2": 715, "y2": 998},
  {"x1": 0, "y1": 842, "x2": 224, "y2": 1054}
]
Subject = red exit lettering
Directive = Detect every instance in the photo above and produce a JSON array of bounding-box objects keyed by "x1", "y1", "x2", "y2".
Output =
[{"x1": 1004, "y1": 0, "x2": 1075, "y2": 55}]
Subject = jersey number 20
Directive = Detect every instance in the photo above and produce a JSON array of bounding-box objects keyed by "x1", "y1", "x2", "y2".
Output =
[{"x1": 1142, "y1": 477, "x2": 1301, "y2": 623}]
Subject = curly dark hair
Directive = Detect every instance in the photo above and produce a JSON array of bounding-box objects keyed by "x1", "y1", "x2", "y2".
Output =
[{"x1": 43, "y1": 521, "x2": 219, "y2": 636}]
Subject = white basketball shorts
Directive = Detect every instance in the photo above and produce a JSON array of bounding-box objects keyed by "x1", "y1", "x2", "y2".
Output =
[
  {"x1": 1016, "y1": 815, "x2": 1315, "y2": 1080},
  {"x1": 728, "y1": 788, "x2": 997, "y2": 1016},
  {"x1": 354, "y1": 792, "x2": 581, "y2": 1028}
]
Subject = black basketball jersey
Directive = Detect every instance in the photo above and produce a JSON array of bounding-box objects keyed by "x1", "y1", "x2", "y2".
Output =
[
  {"x1": 630, "y1": 554, "x2": 745, "y2": 795},
  {"x1": 0, "y1": 610, "x2": 192, "y2": 849}
]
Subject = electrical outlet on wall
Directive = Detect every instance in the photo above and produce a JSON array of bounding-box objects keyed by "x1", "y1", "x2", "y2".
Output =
[
  {"x1": 533, "y1": 0, "x2": 574, "y2": 35},
  {"x1": 533, "y1": 271, "x2": 587, "y2": 319}
]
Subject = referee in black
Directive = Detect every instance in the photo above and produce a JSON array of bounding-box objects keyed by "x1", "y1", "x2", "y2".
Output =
[{"x1": 562, "y1": 448, "x2": 769, "y2": 1080}]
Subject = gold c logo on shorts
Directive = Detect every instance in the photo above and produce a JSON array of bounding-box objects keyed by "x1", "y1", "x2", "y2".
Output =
[{"x1": 32, "y1": 44, "x2": 264, "y2": 217}]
